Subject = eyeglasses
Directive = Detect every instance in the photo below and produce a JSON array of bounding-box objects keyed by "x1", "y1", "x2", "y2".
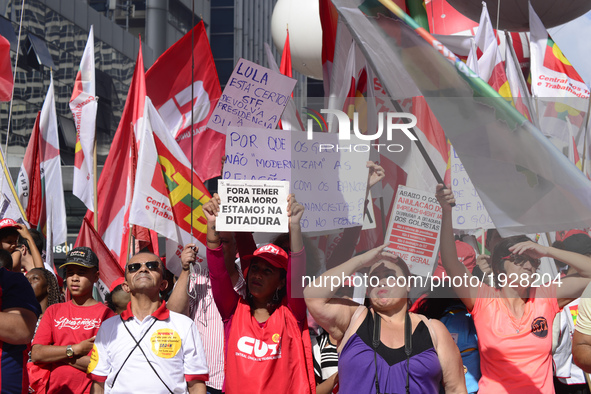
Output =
[
  {"x1": 127, "y1": 261, "x2": 161, "y2": 273},
  {"x1": 501, "y1": 253, "x2": 541, "y2": 268}
]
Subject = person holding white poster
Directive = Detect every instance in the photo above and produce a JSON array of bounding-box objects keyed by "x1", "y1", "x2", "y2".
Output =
[
  {"x1": 436, "y1": 184, "x2": 591, "y2": 394},
  {"x1": 202, "y1": 193, "x2": 315, "y2": 393},
  {"x1": 304, "y1": 244, "x2": 467, "y2": 394}
]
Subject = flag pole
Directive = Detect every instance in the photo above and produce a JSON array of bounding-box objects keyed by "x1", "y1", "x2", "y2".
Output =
[
  {"x1": 189, "y1": 4, "x2": 195, "y2": 246},
  {"x1": 93, "y1": 122, "x2": 98, "y2": 230},
  {"x1": 390, "y1": 99, "x2": 454, "y2": 206},
  {"x1": 4, "y1": 0, "x2": 26, "y2": 155},
  {"x1": 127, "y1": 122, "x2": 135, "y2": 261},
  {"x1": 481, "y1": 228, "x2": 485, "y2": 255},
  {"x1": 579, "y1": 97, "x2": 591, "y2": 175}
]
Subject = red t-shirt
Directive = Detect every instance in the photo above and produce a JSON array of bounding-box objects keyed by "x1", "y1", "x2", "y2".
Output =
[
  {"x1": 471, "y1": 284, "x2": 560, "y2": 394},
  {"x1": 32, "y1": 301, "x2": 115, "y2": 394}
]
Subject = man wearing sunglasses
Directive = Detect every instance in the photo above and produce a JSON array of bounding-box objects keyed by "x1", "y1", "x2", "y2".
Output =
[{"x1": 88, "y1": 253, "x2": 209, "y2": 394}]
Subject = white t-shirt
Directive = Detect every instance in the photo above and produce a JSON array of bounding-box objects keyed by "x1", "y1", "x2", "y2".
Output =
[{"x1": 88, "y1": 302, "x2": 208, "y2": 393}]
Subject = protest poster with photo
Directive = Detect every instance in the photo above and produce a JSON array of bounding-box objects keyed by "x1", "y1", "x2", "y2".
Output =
[
  {"x1": 222, "y1": 126, "x2": 370, "y2": 233},
  {"x1": 450, "y1": 145, "x2": 494, "y2": 230},
  {"x1": 206, "y1": 58, "x2": 297, "y2": 133},
  {"x1": 384, "y1": 185, "x2": 442, "y2": 277},
  {"x1": 216, "y1": 179, "x2": 290, "y2": 233}
]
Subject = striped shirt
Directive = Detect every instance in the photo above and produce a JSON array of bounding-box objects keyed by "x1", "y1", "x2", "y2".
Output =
[
  {"x1": 312, "y1": 329, "x2": 339, "y2": 382},
  {"x1": 188, "y1": 267, "x2": 245, "y2": 391}
]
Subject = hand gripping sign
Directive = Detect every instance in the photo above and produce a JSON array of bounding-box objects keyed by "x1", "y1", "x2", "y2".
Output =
[{"x1": 217, "y1": 179, "x2": 290, "y2": 233}]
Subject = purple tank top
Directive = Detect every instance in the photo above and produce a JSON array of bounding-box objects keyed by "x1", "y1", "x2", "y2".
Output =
[{"x1": 339, "y1": 311, "x2": 443, "y2": 393}]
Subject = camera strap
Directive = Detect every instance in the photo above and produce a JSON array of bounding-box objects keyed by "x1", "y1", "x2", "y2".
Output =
[
  {"x1": 372, "y1": 310, "x2": 413, "y2": 394},
  {"x1": 110, "y1": 316, "x2": 173, "y2": 393}
]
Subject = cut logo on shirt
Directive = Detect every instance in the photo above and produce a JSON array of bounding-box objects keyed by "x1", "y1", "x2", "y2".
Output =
[{"x1": 531, "y1": 316, "x2": 549, "y2": 338}]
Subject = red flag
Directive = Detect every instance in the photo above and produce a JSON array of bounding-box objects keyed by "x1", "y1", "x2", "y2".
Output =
[
  {"x1": 0, "y1": 34, "x2": 13, "y2": 102},
  {"x1": 75, "y1": 216, "x2": 124, "y2": 292},
  {"x1": 146, "y1": 21, "x2": 222, "y2": 181},
  {"x1": 280, "y1": 30, "x2": 293, "y2": 79},
  {"x1": 84, "y1": 42, "x2": 146, "y2": 267},
  {"x1": 16, "y1": 112, "x2": 42, "y2": 227}
]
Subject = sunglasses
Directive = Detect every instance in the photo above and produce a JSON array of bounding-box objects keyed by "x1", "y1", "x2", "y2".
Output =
[
  {"x1": 127, "y1": 260, "x2": 161, "y2": 273},
  {"x1": 501, "y1": 253, "x2": 541, "y2": 268}
]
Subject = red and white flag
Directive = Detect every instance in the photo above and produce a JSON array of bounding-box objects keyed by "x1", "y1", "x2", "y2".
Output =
[
  {"x1": 473, "y1": 3, "x2": 511, "y2": 99},
  {"x1": 35, "y1": 76, "x2": 67, "y2": 271},
  {"x1": 84, "y1": 44, "x2": 148, "y2": 266},
  {"x1": 70, "y1": 26, "x2": 98, "y2": 212},
  {"x1": 75, "y1": 216, "x2": 125, "y2": 299},
  {"x1": 16, "y1": 112, "x2": 42, "y2": 224},
  {"x1": 146, "y1": 22, "x2": 222, "y2": 181},
  {"x1": 0, "y1": 34, "x2": 12, "y2": 102},
  {"x1": 505, "y1": 32, "x2": 533, "y2": 120},
  {"x1": 129, "y1": 98, "x2": 210, "y2": 275},
  {"x1": 529, "y1": 2, "x2": 590, "y2": 174},
  {"x1": 529, "y1": 2, "x2": 589, "y2": 107},
  {"x1": 319, "y1": 0, "x2": 339, "y2": 95}
]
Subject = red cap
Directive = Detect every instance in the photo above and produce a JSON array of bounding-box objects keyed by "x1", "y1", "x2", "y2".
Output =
[
  {"x1": 109, "y1": 277, "x2": 125, "y2": 292},
  {"x1": 556, "y1": 229, "x2": 587, "y2": 242},
  {"x1": 242, "y1": 244, "x2": 288, "y2": 275},
  {"x1": 0, "y1": 218, "x2": 19, "y2": 231},
  {"x1": 433, "y1": 240, "x2": 476, "y2": 278}
]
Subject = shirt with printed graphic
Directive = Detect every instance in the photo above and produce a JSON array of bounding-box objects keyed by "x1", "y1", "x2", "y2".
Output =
[
  {"x1": 470, "y1": 283, "x2": 559, "y2": 394},
  {"x1": 32, "y1": 301, "x2": 115, "y2": 394},
  {"x1": 88, "y1": 302, "x2": 209, "y2": 394}
]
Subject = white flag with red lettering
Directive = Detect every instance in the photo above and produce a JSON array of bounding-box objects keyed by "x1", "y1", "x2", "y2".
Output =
[{"x1": 70, "y1": 26, "x2": 97, "y2": 212}]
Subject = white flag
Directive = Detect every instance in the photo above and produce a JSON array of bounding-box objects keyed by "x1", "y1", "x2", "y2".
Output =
[
  {"x1": 70, "y1": 26, "x2": 97, "y2": 211},
  {"x1": 41, "y1": 75, "x2": 67, "y2": 267},
  {"x1": 130, "y1": 98, "x2": 210, "y2": 275}
]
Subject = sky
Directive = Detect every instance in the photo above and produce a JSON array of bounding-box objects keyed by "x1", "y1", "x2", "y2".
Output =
[{"x1": 549, "y1": 11, "x2": 591, "y2": 85}]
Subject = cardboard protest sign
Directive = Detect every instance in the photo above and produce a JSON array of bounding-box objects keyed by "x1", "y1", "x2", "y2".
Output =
[
  {"x1": 450, "y1": 145, "x2": 494, "y2": 230},
  {"x1": 384, "y1": 186, "x2": 442, "y2": 277},
  {"x1": 217, "y1": 179, "x2": 289, "y2": 232},
  {"x1": 223, "y1": 127, "x2": 370, "y2": 233},
  {"x1": 206, "y1": 59, "x2": 297, "y2": 133}
]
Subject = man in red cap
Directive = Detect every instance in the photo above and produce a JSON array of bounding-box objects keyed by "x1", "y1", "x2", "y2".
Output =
[{"x1": 0, "y1": 218, "x2": 43, "y2": 272}]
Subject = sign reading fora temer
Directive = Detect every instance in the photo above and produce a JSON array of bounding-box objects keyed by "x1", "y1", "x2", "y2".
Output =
[{"x1": 217, "y1": 179, "x2": 289, "y2": 233}]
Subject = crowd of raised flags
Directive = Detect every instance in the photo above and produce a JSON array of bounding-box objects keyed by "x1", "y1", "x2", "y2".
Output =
[
  {"x1": 1, "y1": 0, "x2": 591, "y2": 392},
  {"x1": 0, "y1": 0, "x2": 587, "y2": 293}
]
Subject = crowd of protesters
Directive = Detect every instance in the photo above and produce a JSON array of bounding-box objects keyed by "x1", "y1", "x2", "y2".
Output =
[{"x1": 6, "y1": 166, "x2": 591, "y2": 393}]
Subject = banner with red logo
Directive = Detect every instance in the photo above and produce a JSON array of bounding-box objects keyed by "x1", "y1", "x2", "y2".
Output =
[
  {"x1": 129, "y1": 98, "x2": 210, "y2": 275},
  {"x1": 75, "y1": 216, "x2": 124, "y2": 298},
  {"x1": 529, "y1": 2, "x2": 589, "y2": 108},
  {"x1": 145, "y1": 22, "x2": 222, "y2": 181},
  {"x1": 70, "y1": 26, "x2": 97, "y2": 212}
]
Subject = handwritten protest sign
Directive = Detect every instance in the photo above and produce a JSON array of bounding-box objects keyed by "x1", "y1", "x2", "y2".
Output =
[
  {"x1": 206, "y1": 59, "x2": 297, "y2": 133},
  {"x1": 450, "y1": 145, "x2": 494, "y2": 230},
  {"x1": 223, "y1": 127, "x2": 369, "y2": 233},
  {"x1": 217, "y1": 179, "x2": 289, "y2": 233},
  {"x1": 385, "y1": 186, "x2": 442, "y2": 277}
]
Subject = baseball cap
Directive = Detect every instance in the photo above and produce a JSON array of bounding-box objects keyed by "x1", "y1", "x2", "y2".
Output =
[
  {"x1": 0, "y1": 218, "x2": 19, "y2": 231},
  {"x1": 241, "y1": 244, "x2": 288, "y2": 274},
  {"x1": 60, "y1": 247, "x2": 99, "y2": 269},
  {"x1": 109, "y1": 277, "x2": 125, "y2": 292},
  {"x1": 563, "y1": 233, "x2": 591, "y2": 256}
]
